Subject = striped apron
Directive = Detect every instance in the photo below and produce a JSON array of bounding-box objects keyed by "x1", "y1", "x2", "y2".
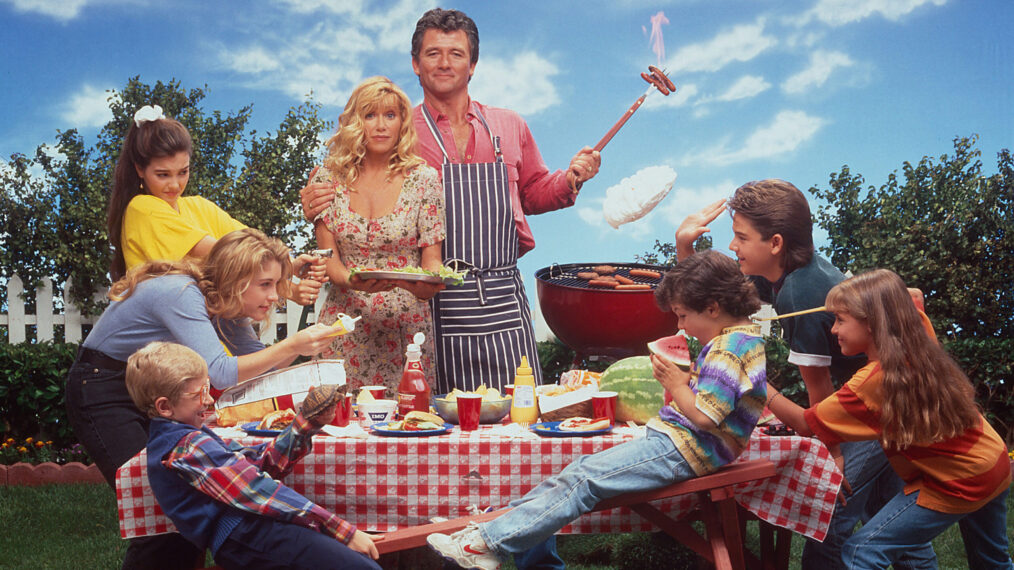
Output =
[{"x1": 421, "y1": 106, "x2": 543, "y2": 394}]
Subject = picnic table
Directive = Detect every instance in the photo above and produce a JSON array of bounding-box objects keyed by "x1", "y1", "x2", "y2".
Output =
[{"x1": 116, "y1": 425, "x2": 841, "y2": 556}]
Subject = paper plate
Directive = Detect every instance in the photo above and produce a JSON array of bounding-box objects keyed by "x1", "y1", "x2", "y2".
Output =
[
  {"x1": 530, "y1": 421, "x2": 613, "y2": 437},
  {"x1": 370, "y1": 422, "x2": 453, "y2": 437},
  {"x1": 241, "y1": 422, "x2": 283, "y2": 437}
]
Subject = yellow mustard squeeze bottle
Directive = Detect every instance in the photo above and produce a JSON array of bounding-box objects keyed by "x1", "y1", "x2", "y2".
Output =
[{"x1": 509, "y1": 356, "x2": 539, "y2": 426}]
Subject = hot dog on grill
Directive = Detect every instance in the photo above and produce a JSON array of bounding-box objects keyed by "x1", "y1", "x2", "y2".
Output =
[{"x1": 629, "y1": 269, "x2": 662, "y2": 279}]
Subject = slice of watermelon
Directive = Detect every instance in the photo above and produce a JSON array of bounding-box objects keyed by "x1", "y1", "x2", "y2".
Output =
[{"x1": 647, "y1": 334, "x2": 691, "y2": 370}]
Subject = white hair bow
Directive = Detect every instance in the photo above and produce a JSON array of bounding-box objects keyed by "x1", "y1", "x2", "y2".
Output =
[{"x1": 133, "y1": 105, "x2": 165, "y2": 128}]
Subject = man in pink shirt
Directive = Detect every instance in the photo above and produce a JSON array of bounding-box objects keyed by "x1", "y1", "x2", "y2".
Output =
[{"x1": 302, "y1": 9, "x2": 600, "y2": 398}]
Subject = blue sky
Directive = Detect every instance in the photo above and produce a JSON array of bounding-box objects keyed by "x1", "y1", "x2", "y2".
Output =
[{"x1": 2, "y1": 0, "x2": 1011, "y2": 339}]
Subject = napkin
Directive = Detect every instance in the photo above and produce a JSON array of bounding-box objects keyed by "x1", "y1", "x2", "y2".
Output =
[
  {"x1": 319, "y1": 423, "x2": 369, "y2": 439},
  {"x1": 210, "y1": 426, "x2": 248, "y2": 439},
  {"x1": 612, "y1": 424, "x2": 646, "y2": 438},
  {"x1": 486, "y1": 423, "x2": 540, "y2": 440}
]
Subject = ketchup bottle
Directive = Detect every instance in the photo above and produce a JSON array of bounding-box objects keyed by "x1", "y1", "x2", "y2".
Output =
[{"x1": 397, "y1": 332, "x2": 431, "y2": 418}]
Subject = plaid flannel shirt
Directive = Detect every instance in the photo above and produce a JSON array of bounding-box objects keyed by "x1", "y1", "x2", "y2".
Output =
[{"x1": 162, "y1": 414, "x2": 356, "y2": 543}]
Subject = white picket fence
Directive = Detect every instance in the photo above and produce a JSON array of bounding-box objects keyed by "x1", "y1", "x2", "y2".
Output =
[{"x1": 0, "y1": 274, "x2": 323, "y2": 345}]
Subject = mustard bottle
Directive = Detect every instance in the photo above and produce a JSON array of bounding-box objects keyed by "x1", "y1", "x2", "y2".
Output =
[{"x1": 509, "y1": 356, "x2": 539, "y2": 426}]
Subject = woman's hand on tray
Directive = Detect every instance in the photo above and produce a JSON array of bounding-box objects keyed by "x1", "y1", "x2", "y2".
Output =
[
  {"x1": 396, "y1": 278, "x2": 446, "y2": 300},
  {"x1": 348, "y1": 273, "x2": 397, "y2": 294}
]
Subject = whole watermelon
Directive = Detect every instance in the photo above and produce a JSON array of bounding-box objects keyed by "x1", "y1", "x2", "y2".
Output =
[{"x1": 598, "y1": 356, "x2": 664, "y2": 424}]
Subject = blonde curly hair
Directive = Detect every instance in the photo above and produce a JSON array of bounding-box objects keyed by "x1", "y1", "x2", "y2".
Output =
[{"x1": 323, "y1": 76, "x2": 424, "y2": 185}]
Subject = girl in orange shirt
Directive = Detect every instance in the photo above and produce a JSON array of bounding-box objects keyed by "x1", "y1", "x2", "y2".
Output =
[{"x1": 766, "y1": 269, "x2": 1011, "y2": 569}]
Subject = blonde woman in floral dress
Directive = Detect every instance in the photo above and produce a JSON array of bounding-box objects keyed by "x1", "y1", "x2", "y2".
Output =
[{"x1": 312, "y1": 77, "x2": 445, "y2": 395}]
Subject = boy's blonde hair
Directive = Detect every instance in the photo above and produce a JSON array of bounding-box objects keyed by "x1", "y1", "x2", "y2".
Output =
[{"x1": 126, "y1": 342, "x2": 208, "y2": 418}]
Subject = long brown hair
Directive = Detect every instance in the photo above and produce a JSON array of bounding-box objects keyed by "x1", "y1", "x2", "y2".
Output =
[
  {"x1": 825, "y1": 269, "x2": 979, "y2": 448},
  {"x1": 107, "y1": 115, "x2": 192, "y2": 281},
  {"x1": 322, "y1": 77, "x2": 424, "y2": 187}
]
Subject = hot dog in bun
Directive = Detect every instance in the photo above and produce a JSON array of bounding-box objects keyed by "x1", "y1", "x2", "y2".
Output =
[
  {"x1": 257, "y1": 408, "x2": 296, "y2": 430},
  {"x1": 558, "y1": 417, "x2": 611, "y2": 432}
]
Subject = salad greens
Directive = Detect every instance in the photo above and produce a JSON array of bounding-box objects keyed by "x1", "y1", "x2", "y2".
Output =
[{"x1": 349, "y1": 265, "x2": 467, "y2": 286}]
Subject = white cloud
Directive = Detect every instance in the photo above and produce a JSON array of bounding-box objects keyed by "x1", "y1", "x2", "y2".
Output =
[
  {"x1": 60, "y1": 84, "x2": 113, "y2": 129},
  {"x1": 782, "y1": 50, "x2": 854, "y2": 94},
  {"x1": 668, "y1": 19, "x2": 777, "y2": 74},
  {"x1": 223, "y1": 47, "x2": 282, "y2": 74},
  {"x1": 469, "y1": 52, "x2": 560, "y2": 116},
  {"x1": 716, "y1": 75, "x2": 771, "y2": 101},
  {"x1": 656, "y1": 180, "x2": 737, "y2": 227},
  {"x1": 642, "y1": 82, "x2": 698, "y2": 110},
  {"x1": 802, "y1": 0, "x2": 948, "y2": 26},
  {"x1": 2, "y1": 0, "x2": 89, "y2": 22},
  {"x1": 217, "y1": 1, "x2": 430, "y2": 106},
  {"x1": 683, "y1": 110, "x2": 826, "y2": 166}
]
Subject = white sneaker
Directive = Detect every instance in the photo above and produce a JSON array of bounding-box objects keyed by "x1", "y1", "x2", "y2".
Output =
[{"x1": 426, "y1": 522, "x2": 501, "y2": 570}]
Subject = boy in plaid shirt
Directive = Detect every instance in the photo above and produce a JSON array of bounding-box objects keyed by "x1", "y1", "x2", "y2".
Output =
[{"x1": 125, "y1": 341, "x2": 380, "y2": 570}]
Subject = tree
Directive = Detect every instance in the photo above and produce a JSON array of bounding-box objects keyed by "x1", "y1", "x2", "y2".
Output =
[
  {"x1": 1, "y1": 77, "x2": 331, "y2": 315},
  {"x1": 810, "y1": 135, "x2": 1014, "y2": 441},
  {"x1": 809, "y1": 135, "x2": 1013, "y2": 339}
]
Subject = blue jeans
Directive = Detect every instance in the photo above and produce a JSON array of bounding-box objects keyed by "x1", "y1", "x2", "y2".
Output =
[
  {"x1": 479, "y1": 429, "x2": 695, "y2": 559},
  {"x1": 215, "y1": 514, "x2": 381, "y2": 570},
  {"x1": 803, "y1": 439, "x2": 935, "y2": 569},
  {"x1": 843, "y1": 487, "x2": 1013, "y2": 569}
]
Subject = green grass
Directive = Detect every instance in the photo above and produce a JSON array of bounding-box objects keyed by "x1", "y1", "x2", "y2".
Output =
[
  {"x1": 1, "y1": 483, "x2": 1010, "y2": 569},
  {"x1": 0, "y1": 484, "x2": 126, "y2": 569}
]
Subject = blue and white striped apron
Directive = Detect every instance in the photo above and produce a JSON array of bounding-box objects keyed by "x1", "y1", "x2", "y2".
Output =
[{"x1": 421, "y1": 106, "x2": 543, "y2": 394}]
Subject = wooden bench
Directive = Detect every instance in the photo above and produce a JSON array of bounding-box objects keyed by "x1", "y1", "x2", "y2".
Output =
[{"x1": 374, "y1": 458, "x2": 776, "y2": 570}]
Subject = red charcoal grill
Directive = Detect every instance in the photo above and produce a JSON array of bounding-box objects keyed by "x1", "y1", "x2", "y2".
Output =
[{"x1": 535, "y1": 262, "x2": 678, "y2": 366}]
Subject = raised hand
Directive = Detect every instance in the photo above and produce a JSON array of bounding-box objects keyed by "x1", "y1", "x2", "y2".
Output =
[{"x1": 675, "y1": 199, "x2": 727, "y2": 261}]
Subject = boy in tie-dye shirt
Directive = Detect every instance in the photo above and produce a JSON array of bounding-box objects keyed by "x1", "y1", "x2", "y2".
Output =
[{"x1": 427, "y1": 250, "x2": 766, "y2": 570}]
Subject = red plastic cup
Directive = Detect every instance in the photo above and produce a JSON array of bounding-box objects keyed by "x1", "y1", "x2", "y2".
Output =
[
  {"x1": 457, "y1": 393, "x2": 483, "y2": 431},
  {"x1": 362, "y1": 385, "x2": 387, "y2": 400},
  {"x1": 503, "y1": 384, "x2": 515, "y2": 398},
  {"x1": 328, "y1": 397, "x2": 353, "y2": 428},
  {"x1": 592, "y1": 391, "x2": 618, "y2": 425}
]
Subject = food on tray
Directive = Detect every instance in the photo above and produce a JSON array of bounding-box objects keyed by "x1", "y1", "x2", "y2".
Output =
[
  {"x1": 348, "y1": 264, "x2": 467, "y2": 286},
  {"x1": 592, "y1": 265, "x2": 616, "y2": 275},
  {"x1": 614, "y1": 274, "x2": 634, "y2": 285},
  {"x1": 384, "y1": 410, "x2": 444, "y2": 431},
  {"x1": 616, "y1": 284, "x2": 651, "y2": 290},
  {"x1": 588, "y1": 278, "x2": 617, "y2": 288},
  {"x1": 576, "y1": 271, "x2": 599, "y2": 280},
  {"x1": 647, "y1": 334, "x2": 692, "y2": 371},
  {"x1": 257, "y1": 408, "x2": 296, "y2": 430},
  {"x1": 598, "y1": 356, "x2": 665, "y2": 424},
  {"x1": 557, "y1": 417, "x2": 611, "y2": 431}
]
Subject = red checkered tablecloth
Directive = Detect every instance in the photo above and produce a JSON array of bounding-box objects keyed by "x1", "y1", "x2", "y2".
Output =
[{"x1": 117, "y1": 427, "x2": 841, "y2": 541}]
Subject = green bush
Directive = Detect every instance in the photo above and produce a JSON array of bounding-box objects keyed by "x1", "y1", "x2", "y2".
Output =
[
  {"x1": 945, "y1": 337, "x2": 1014, "y2": 444},
  {"x1": 0, "y1": 341, "x2": 78, "y2": 449}
]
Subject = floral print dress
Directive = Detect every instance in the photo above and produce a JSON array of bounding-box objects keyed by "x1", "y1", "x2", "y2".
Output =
[{"x1": 316, "y1": 165, "x2": 445, "y2": 396}]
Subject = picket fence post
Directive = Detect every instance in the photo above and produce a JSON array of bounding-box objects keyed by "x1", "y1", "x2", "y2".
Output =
[{"x1": 3, "y1": 274, "x2": 311, "y2": 346}]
